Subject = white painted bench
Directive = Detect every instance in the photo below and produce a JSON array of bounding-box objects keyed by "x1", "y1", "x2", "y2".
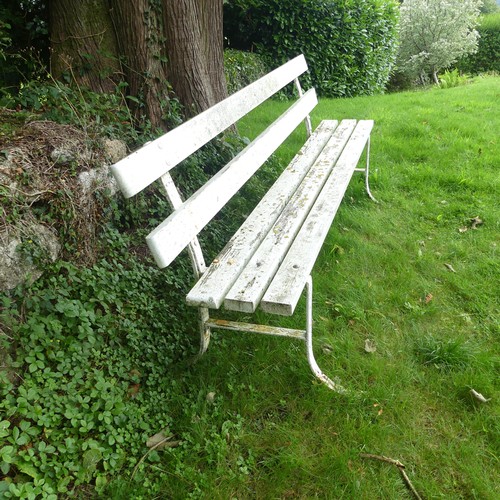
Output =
[{"x1": 111, "y1": 55, "x2": 377, "y2": 392}]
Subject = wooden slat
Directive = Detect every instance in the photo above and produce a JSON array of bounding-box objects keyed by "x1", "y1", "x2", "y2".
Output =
[
  {"x1": 260, "y1": 120, "x2": 374, "y2": 316},
  {"x1": 111, "y1": 55, "x2": 309, "y2": 198},
  {"x1": 146, "y1": 88, "x2": 318, "y2": 269},
  {"x1": 224, "y1": 120, "x2": 358, "y2": 313},
  {"x1": 186, "y1": 120, "x2": 339, "y2": 309}
]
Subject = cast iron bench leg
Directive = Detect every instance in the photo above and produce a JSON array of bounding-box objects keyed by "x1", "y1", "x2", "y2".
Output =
[{"x1": 305, "y1": 276, "x2": 347, "y2": 393}]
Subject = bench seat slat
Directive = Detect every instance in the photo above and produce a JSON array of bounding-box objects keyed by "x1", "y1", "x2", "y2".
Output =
[
  {"x1": 224, "y1": 120, "x2": 358, "y2": 313},
  {"x1": 146, "y1": 88, "x2": 318, "y2": 269},
  {"x1": 260, "y1": 120, "x2": 374, "y2": 316},
  {"x1": 186, "y1": 120, "x2": 339, "y2": 309},
  {"x1": 111, "y1": 55, "x2": 309, "y2": 198}
]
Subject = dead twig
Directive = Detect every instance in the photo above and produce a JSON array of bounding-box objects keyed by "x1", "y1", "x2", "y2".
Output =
[
  {"x1": 399, "y1": 467, "x2": 423, "y2": 500},
  {"x1": 360, "y1": 453, "x2": 405, "y2": 468},
  {"x1": 360, "y1": 453, "x2": 422, "y2": 500}
]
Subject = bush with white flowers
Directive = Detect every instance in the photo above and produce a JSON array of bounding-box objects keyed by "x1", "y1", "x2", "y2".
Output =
[{"x1": 397, "y1": 0, "x2": 482, "y2": 84}]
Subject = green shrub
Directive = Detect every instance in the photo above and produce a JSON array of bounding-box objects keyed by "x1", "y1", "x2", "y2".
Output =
[
  {"x1": 223, "y1": 0, "x2": 399, "y2": 97},
  {"x1": 457, "y1": 13, "x2": 500, "y2": 74},
  {"x1": 0, "y1": 242, "x2": 192, "y2": 496},
  {"x1": 224, "y1": 49, "x2": 269, "y2": 94}
]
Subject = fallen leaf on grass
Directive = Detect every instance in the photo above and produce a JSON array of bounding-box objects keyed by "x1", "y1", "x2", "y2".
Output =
[
  {"x1": 470, "y1": 216, "x2": 483, "y2": 229},
  {"x1": 470, "y1": 389, "x2": 490, "y2": 403},
  {"x1": 444, "y1": 263, "x2": 456, "y2": 273},
  {"x1": 127, "y1": 383, "x2": 140, "y2": 398},
  {"x1": 146, "y1": 431, "x2": 180, "y2": 449},
  {"x1": 458, "y1": 216, "x2": 483, "y2": 233},
  {"x1": 364, "y1": 339, "x2": 376, "y2": 353},
  {"x1": 322, "y1": 343, "x2": 333, "y2": 355},
  {"x1": 424, "y1": 293, "x2": 433, "y2": 304}
]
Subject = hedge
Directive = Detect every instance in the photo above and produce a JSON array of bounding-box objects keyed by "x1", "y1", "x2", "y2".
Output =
[
  {"x1": 224, "y1": 0, "x2": 399, "y2": 97},
  {"x1": 457, "y1": 13, "x2": 500, "y2": 74}
]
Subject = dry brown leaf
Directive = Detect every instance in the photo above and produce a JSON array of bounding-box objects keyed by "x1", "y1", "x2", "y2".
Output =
[
  {"x1": 444, "y1": 263, "x2": 456, "y2": 273},
  {"x1": 127, "y1": 383, "x2": 140, "y2": 398},
  {"x1": 364, "y1": 339, "x2": 377, "y2": 353},
  {"x1": 146, "y1": 431, "x2": 174, "y2": 449},
  {"x1": 322, "y1": 343, "x2": 333, "y2": 355},
  {"x1": 470, "y1": 216, "x2": 483, "y2": 229},
  {"x1": 424, "y1": 293, "x2": 433, "y2": 304},
  {"x1": 470, "y1": 389, "x2": 490, "y2": 403}
]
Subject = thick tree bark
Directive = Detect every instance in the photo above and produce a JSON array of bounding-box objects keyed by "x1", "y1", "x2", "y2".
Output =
[
  {"x1": 163, "y1": 0, "x2": 228, "y2": 116},
  {"x1": 108, "y1": 0, "x2": 169, "y2": 128},
  {"x1": 50, "y1": 0, "x2": 228, "y2": 126},
  {"x1": 49, "y1": 0, "x2": 121, "y2": 93},
  {"x1": 199, "y1": 0, "x2": 228, "y2": 105}
]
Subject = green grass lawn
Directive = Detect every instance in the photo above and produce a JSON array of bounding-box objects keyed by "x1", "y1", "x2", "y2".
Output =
[
  {"x1": 153, "y1": 77, "x2": 499, "y2": 499},
  {"x1": 2, "y1": 76, "x2": 498, "y2": 499}
]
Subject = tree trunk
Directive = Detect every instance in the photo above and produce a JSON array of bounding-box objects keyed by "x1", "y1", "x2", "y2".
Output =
[
  {"x1": 49, "y1": 0, "x2": 121, "y2": 93},
  {"x1": 199, "y1": 0, "x2": 228, "y2": 105},
  {"x1": 108, "y1": 0, "x2": 170, "y2": 128},
  {"x1": 50, "y1": 0, "x2": 228, "y2": 127},
  {"x1": 163, "y1": 0, "x2": 228, "y2": 116}
]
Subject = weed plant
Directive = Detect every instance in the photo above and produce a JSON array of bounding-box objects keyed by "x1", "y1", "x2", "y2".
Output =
[
  {"x1": 1, "y1": 76, "x2": 499, "y2": 498},
  {"x1": 438, "y1": 69, "x2": 471, "y2": 89}
]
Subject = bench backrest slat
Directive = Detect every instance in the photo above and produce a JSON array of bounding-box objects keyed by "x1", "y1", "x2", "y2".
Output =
[
  {"x1": 146, "y1": 88, "x2": 318, "y2": 269},
  {"x1": 111, "y1": 55, "x2": 309, "y2": 198}
]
